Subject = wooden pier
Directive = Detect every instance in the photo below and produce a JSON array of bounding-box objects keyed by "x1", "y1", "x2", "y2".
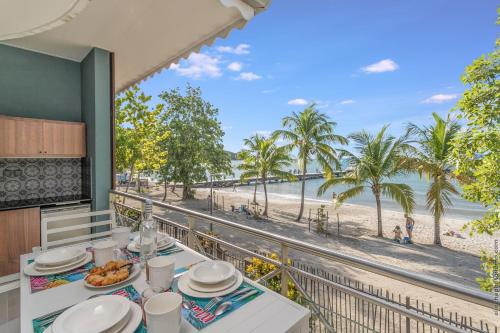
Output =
[{"x1": 193, "y1": 171, "x2": 346, "y2": 188}]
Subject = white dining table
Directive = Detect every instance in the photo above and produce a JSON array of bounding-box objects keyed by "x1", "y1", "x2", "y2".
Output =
[{"x1": 19, "y1": 241, "x2": 310, "y2": 333}]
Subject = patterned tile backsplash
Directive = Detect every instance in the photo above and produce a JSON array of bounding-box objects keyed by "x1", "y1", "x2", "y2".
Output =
[{"x1": 0, "y1": 159, "x2": 83, "y2": 203}]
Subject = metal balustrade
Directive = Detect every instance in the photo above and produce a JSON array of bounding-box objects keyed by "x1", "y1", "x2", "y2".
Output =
[{"x1": 110, "y1": 189, "x2": 498, "y2": 333}]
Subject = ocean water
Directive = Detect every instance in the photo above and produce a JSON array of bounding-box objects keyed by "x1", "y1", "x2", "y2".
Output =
[{"x1": 230, "y1": 161, "x2": 487, "y2": 221}]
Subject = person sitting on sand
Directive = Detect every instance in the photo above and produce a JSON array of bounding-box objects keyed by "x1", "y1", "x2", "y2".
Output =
[
  {"x1": 393, "y1": 226, "x2": 403, "y2": 243},
  {"x1": 404, "y1": 213, "x2": 415, "y2": 243}
]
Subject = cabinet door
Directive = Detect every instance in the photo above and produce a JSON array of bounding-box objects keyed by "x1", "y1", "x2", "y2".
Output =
[
  {"x1": 0, "y1": 207, "x2": 40, "y2": 277},
  {"x1": 0, "y1": 117, "x2": 43, "y2": 157},
  {"x1": 43, "y1": 121, "x2": 86, "y2": 157}
]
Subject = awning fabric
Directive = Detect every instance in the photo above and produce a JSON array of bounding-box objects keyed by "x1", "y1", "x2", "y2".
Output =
[{"x1": 1, "y1": 0, "x2": 269, "y2": 92}]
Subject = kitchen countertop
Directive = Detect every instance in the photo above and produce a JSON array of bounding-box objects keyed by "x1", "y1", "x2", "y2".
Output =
[{"x1": 0, "y1": 195, "x2": 92, "y2": 211}]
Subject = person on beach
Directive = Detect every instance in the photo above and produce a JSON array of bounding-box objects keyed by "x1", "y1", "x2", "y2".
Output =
[
  {"x1": 393, "y1": 226, "x2": 403, "y2": 243},
  {"x1": 404, "y1": 214, "x2": 415, "y2": 243}
]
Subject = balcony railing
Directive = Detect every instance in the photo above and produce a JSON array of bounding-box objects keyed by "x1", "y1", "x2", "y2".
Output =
[{"x1": 110, "y1": 189, "x2": 498, "y2": 333}]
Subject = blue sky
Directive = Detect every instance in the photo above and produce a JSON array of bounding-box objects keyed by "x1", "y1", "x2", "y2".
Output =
[{"x1": 139, "y1": 0, "x2": 498, "y2": 153}]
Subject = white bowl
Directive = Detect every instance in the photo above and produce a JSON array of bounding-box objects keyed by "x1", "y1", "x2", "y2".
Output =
[
  {"x1": 43, "y1": 301, "x2": 142, "y2": 333},
  {"x1": 52, "y1": 295, "x2": 130, "y2": 333},
  {"x1": 188, "y1": 261, "x2": 235, "y2": 285},
  {"x1": 35, "y1": 254, "x2": 87, "y2": 271},
  {"x1": 188, "y1": 273, "x2": 237, "y2": 292},
  {"x1": 35, "y1": 247, "x2": 86, "y2": 267},
  {"x1": 178, "y1": 270, "x2": 243, "y2": 298},
  {"x1": 134, "y1": 234, "x2": 172, "y2": 246}
]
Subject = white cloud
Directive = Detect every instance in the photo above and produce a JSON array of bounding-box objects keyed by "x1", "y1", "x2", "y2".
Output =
[
  {"x1": 329, "y1": 110, "x2": 344, "y2": 114},
  {"x1": 227, "y1": 62, "x2": 243, "y2": 72},
  {"x1": 313, "y1": 100, "x2": 330, "y2": 109},
  {"x1": 235, "y1": 72, "x2": 262, "y2": 81},
  {"x1": 217, "y1": 43, "x2": 250, "y2": 55},
  {"x1": 288, "y1": 98, "x2": 308, "y2": 106},
  {"x1": 262, "y1": 88, "x2": 279, "y2": 94},
  {"x1": 339, "y1": 99, "x2": 356, "y2": 105},
  {"x1": 255, "y1": 130, "x2": 272, "y2": 137},
  {"x1": 361, "y1": 59, "x2": 399, "y2": 73},
  {"x1": 169, "y1": 53, "x2": 221, "y2": 79},
  {"x1": 422, "y1": 94, "x2": 458, "y2": 104}
]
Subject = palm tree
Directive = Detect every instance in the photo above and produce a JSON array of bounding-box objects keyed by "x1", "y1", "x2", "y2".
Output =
[
  {"x1": 274, "y1": 104, "x2": 347, "y2": 221},
  {"x1": 406, "y1": 113, "x2": 461, "y2": 245},
  {"x1": 238, "y1": 137, "x2": 295, "y2": 216},
  {"x1": 318, "y1": 126, "x2": 415, "y2": 237},
  {"x1": 239, "y1": 134, "x2": 265, "y2": 203}
]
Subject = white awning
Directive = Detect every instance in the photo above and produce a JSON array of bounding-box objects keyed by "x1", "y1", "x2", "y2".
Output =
[{"x1": 1, "y1": 0, "x2": 269, "y2": 92}]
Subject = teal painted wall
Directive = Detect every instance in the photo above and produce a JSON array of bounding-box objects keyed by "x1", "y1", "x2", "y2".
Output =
[
  {"x1": 0, "y1": 44, "x2": 81, "y2": 121},
  {"x1": 81, "y1": 48, "x2": 111, "y2": 210},
  {"x1": 0, "y1": 44, "x2": 112, "y2": 210}
]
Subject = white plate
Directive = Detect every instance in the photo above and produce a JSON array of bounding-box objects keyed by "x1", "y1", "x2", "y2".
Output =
[
  {"x1": 178, "y1": 270, "x2": 243, "y2": 298},
  {"x1": 43, "y1": 301, "x2": 142, "y2": 333},
  {"x1": 189, "y1": 260, "x2": 235, "y2": 285},
  {"x1": 34, "y1": 254, "x2": 87, "y2": 271},
  {"x1": 126, "y1": 241, "x2": 175, "y2": 253},
  {"x1": 83, "y1": 264, "x2": 141, "y2": 289},
  {"x1": 52, "y1": 295, "x2": 130, "y2": 333},
  {"x1": 133, "y1": 234, "x2": 173, "y2": 246},
  {"x1": 35, "y1": 247, "x2": 86, "y2": 267},
  {"x1": 188, "y1": 273, "x2": 237, "y2": 293},
  {"x1": 24, "y1": 253, "x2": 92, "y2": 277}
]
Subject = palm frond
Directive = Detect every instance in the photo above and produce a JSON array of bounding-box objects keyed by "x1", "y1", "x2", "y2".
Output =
[
  {"x1": 317, "y1": 177, "x2": 362, "y2": 196},
  {"x1": 381, "y1": 183, "x2": 415, "y2": 213},
  {"x1": 337, "y1": 186, "x2": 366, "y2": 204}
]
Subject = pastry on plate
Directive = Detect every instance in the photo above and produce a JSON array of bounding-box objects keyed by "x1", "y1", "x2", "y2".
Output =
[{"x1": 85, "y1": 260, "x2": 131, "y2": 287}]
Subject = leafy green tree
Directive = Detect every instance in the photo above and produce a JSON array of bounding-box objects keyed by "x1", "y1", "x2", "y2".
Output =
[
  {"x1": 274, "y1": 104, "x2": 347, "y2": 221},
  {"x1": 238, "y1": 134, "x2": 265, "y2": 203},
  {"x1": 450, "y1": 15, "x2": 499, "y2": 290},
  {"x1": 318, "y1": 126, "x2": 415, "y2": 237},
  {"x1": 238, "y1": 137, "x2": 295, "y2": 216},
  {"x1": 451, "y1": 39, "x2": 500, "y2": 237},
  {"x1": 406, "y1": 113, "x2": 461, "y2": 245},
  {"x1": 159, "y1": 85, "x2": 231, "y2": 199},
  {"x1": 115, "y1": 86, "x2": 167, "y2": 193}
]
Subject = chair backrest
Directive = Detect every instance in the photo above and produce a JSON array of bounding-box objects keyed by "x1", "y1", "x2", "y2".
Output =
[{"x1": 41, "y1": 209, "x2": 115, "y2": 250}]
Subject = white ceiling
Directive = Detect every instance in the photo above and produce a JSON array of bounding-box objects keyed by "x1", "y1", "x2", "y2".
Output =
[{"x1": 2, "y1": 0, "x2": 267, "y2": 92}]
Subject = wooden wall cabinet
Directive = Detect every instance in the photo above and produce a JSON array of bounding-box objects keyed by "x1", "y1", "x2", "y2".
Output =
[
  {"x1": 0, "y1": 115, "x2": 86, "y2": 157},
  {"x1": 0, "y1": 207, "x2": 40, "y2": 277}
]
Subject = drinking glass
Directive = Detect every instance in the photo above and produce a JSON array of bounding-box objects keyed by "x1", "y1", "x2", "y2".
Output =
[
  {"x1": 141, "y1": 286, "x2": 165, "y2": 306},
  {"x1": 32, "y1": 246, "x2": 42, "y2": 258}
]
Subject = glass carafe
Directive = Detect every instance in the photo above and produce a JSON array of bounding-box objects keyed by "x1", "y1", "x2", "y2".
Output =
[{"x1": 139, "y1": 199, "x2": 157, "y2": 265}]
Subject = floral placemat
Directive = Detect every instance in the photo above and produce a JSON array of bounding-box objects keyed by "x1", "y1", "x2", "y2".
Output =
[
  {"x1": 32, "y1": 285, "x2": 146, "y2": 333},
  {"x1": 28, "y1": 249, "x2": 95, "y2": 293},
  {"x1": 172, "y1": 279, "x2": 264, "y2": 330},
  {"x1": 28, "y1": 245, "x2": 183, "y2": 293}
]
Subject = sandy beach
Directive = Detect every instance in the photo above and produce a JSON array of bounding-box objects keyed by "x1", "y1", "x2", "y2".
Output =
[
  {"x1": 120, "y1": 184, "x2": 499, "y2": 325},
  {"x1": 211, "y1": 187, "x2": 497, "y2": 257}
]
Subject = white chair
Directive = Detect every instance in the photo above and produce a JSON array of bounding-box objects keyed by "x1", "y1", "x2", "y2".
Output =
[{"x1": 41, "y1": 210, "x2": 115, "y2": 250}]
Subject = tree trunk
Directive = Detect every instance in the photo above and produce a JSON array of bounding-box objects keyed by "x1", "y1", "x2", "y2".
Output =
[
  {"x1": 182, "y1": 184, "x2": 193, "y2": 200},
  {"x1": 171, "y1": 182, "x2": 176, "y2": 193},
  {"x1": 163, "y1": 181, "x2": 168, "y2": 201},
  {"x1": 375, "y1": 193, "x2": 383, "y2": 237},
  {"x1": 263, "y1": 177, "x2": 268, "y2": 216},
  {"x1": 297, "y1": 160, "x2": 307, "y2": 221},
  {"x1": 434, "y1": 214, "x2": 441, "y2": 245},
  {"x1": 124, "y1": 164, "x2": 134, "y2": 204},
  {"x1": 253, "y1": 181, "x2": 257, "y2": 204},
  {"x1": 137, "y1": 171, "x2": 141, "y2": 193},
  {"x1": 125, "y1": 164, "x2": 134, "y2": 193}
]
